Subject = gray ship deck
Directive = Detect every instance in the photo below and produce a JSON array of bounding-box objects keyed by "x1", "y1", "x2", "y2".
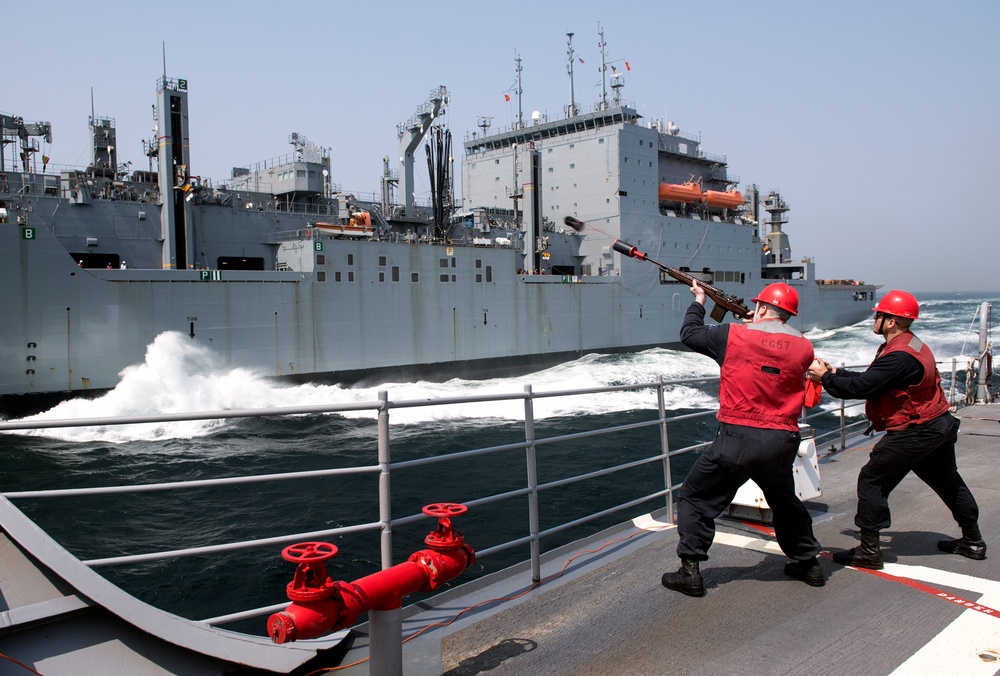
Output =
[{"x1": 340, "y1": 404, "x2": 1000, "y2": 675}]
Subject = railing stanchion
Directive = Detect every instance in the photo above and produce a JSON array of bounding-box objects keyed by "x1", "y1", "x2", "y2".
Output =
[
  {"x1": 839, "y1": 362, "x2": 847, "y2": 450},
  {"x1": 524, "y1": 384, "x2": 541, "y2": 583},
  {"x1": 370, "y1": 390, "x2": 402, "y2": 676},
  {"x1": 377, "y1": 390, "x2": 393, "y2": 568},
  {"x1": 657, "y1": 377, "x2": 673, "y2": 524},
  {"x1": 950, "y1": 357, "x2": 958, "y2": 406}
]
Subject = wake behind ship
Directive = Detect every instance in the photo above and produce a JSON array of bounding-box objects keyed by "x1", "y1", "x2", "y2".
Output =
[{"x1": 0, "y1": 32, "x2": 876, "y2": 416}]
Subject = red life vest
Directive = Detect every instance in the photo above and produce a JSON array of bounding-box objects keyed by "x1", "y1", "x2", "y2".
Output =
[
  {"x1": 718, "y1": 320, "x2": 814, "y2": 431},
  {"x1": 865, "y1": 332, "x2": 950, "y2": 431}
]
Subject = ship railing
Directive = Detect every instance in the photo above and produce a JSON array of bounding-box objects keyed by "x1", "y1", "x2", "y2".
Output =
[{"x1": 0, "y1": 365, "x2": 977, "y2": 631}]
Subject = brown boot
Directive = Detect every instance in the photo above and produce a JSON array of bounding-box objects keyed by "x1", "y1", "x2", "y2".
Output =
[{"x1": 833, "y1": 529, "x2": 884, "y2": 569}]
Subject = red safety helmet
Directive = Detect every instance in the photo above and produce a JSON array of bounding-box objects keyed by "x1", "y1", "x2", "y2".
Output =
[
  {"x1": 872, "y1": 290, "x2": 919, "y2": 319},
  {"x1": 752, "y1": 282, "x2": 799, "y2": 316}
]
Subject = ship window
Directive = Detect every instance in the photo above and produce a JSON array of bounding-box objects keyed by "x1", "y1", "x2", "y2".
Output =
[
  {"x1": 599, "y1": 138, "x2": 605, "y2": 144},
  {"x1": 411, "y1": 272, "x2": 419, "y2": 282},
  {"x1": 548, "y1": 167, "x2": 554, "y2": 173},
  {"x1": 379, "y1": 272, "x2": 385, "y2": 282},
  {"x1": 347, "y1": 254, "x2": 354, "y2": 265},
  {"x1": 348, "y1": 271, "x2": 355, "y2": 282},
  {"x1": 440, "y1": 274, "x2": 450, "y2": 282},
  {"x1": 452, "y1": 274, "x2": 457, "y2": 282},
  {"x1": 475, "y1": 259, "x2": 482, "y2": 268},
  {"x1": 379, "y1": 255, "x2": 387, "y2": 266},
  {"x1": 297, "y1": 170, "x2": 305, "y2": 177},
  {"x1": 335, "y1": 271, "x2": 342, "y2": 281},
  {"x1": 439, "y1": 258, "x2": 449, "y2": 268},
  {"x1": 451, "y1": 258, "x2": 457, "y2": 268},
  {"x1": 476, "y1": 274, "x2": 483, "y2": 282},
  {"x1": 218, "y1": 256, "x2": 264, "y2": 270},
  {"x1": 495, "y1": 159, "x2": 500, "y2": 164},
  {"x1": 317, "y1": 271, "x2": 326, "y2": 282},
  {"x1": 392, "y1": 266, "x2": 400, "y2": 281},
  {"x1": 569, "y1": 163, "x2": 575, "y2": 169},
  {"x1": 316, "y1": 254, "x2": 326, "y2": 265},
  {"x1": 569, "y1": 143, "x2": 575, "y2": 149},
  {"x1": 486, "y1": 266, "x2": 493, "y2": 282},
  {"x1": 308, "y1": 171, "x2": 316, "y2": 178}
]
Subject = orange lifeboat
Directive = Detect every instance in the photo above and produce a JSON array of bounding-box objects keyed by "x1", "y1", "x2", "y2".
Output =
[
  {"x1": 703, "y1": 190, "x2": 744, "y2": 209},
  {"x1": 312, "y1": 211, "x2": 374, "y2": 238},
  {"x1": 658, "y1": 182, "x2": 704, "y2": 203},
  {"x1": 349, "y1": 211, "x2": 372, "y2": 228}
]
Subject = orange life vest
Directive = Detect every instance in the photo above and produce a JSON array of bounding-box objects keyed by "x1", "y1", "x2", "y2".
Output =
[
  {"x1": 718, "y1": 321, "x2": 814, "y2": 431},
  {"x1": 865, "y1": 332, "x2": 950, "y2": 432}
]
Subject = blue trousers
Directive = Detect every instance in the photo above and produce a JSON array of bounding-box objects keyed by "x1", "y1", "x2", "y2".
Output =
[
  {"x1": 676, "y1": 422, "x2": 821, "y2": 562},
  {"x1": 855, "y1": 412, "x2": 979, "y2": 531}
]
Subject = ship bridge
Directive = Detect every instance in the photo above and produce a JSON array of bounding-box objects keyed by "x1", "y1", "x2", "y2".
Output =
[{"x1": 463, "y1": 106, "x2": 641, "y2": 156}]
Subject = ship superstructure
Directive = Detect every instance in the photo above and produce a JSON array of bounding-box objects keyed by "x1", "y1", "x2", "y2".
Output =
[{"x1": 0, "y1": 32, "x2": 875, "y2": 415}]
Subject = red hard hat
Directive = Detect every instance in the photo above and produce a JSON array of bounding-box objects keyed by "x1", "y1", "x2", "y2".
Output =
[
  {"x1": 872, "y1": 290, "x2": 919, "y2": 319},
  {"x1": 752, "y1": 282, "x2": 799, "y2": 316}
]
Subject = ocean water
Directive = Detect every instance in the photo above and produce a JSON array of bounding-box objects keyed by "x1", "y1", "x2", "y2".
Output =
[{"x1": 1, "y1": 291, "x2": 995, "y2": 634}]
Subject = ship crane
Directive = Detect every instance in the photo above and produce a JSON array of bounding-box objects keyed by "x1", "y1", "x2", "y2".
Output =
[
  {"x1": 396, "y1": 86, "x2": 449, "y2": 213},
  {"x1": 0, "y1": 114, "x2": 52, "y2": 172}
]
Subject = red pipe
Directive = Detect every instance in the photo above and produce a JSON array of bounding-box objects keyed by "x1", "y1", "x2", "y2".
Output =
[{"x1": 267, "y1": 503, "x2": 475, "y2": 644}]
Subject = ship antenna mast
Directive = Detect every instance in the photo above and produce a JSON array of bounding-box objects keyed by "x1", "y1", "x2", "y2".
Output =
[
  {"x1": 565, "y1": 32, "x2": 578, "y2": 118},
  {"x1": 598, "y1": 25, "x2": 608, "y2": 111},
  {"x1": 515, "y1": 51, "x2": 524, "y2": 130}
]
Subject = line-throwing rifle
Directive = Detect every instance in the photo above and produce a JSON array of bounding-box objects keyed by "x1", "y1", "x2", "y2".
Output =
[{"x1": 612, "y1": 239, "x2": 754, "y2": 323}]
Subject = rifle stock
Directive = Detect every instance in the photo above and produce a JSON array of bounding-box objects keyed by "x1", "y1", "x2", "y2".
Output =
[{"x1": 612, "y1": 239, "x2": 754, "y2": 322}]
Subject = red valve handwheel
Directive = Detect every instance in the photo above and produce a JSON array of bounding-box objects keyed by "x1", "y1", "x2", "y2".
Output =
[
  {"x1": 422, "y1": 503, "x2": 467, "y2": 518},
  {"x1": 282, "y1": 541, "x2": 338, "y2": 563}
]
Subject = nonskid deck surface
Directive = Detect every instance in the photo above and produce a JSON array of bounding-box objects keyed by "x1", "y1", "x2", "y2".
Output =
[{"x1": 339, "y1": 405, "x2": 1000, "y2": 675}]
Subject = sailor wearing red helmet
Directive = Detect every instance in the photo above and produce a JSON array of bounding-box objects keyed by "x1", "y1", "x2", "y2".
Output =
[
  {"x1": 808, "y1": 290, "x2": 984, "y2": 569},
  {"x1": 661, "y1": 281, "x2": 824, "y2": 597}
]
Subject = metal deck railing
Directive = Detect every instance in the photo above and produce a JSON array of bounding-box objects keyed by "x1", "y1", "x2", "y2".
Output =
[{"x1": 0, "y1": 360, "x2": 978, "y2": 630}]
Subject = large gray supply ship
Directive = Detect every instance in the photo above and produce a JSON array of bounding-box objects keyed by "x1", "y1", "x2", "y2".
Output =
[{"x1": 0, "y1": 34, "x2": 875, "y2": 416}]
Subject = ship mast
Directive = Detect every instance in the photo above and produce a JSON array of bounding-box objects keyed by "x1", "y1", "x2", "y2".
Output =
[
  {"x1": 565, "y1": 33, "x2": 578, "y2": 118},
  {"x1": 598, "y1": 26, "x2": 608, "y2": 111},
  {"x1": 514, "y1": 51, "x2": 524, "y2": 130}
]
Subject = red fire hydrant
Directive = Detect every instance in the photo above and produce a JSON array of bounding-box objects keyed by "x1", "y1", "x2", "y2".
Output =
[{"x1": 267, "y1": 503, "x2": 475, "y2": 643}]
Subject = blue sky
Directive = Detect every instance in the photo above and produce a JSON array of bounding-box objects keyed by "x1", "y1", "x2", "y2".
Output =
[{"x1": 6, "y1": 1, "x2": 998, "y2": 293}]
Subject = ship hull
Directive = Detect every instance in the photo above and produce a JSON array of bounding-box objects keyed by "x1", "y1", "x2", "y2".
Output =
[{"x1": 0, "y1": 193, "x2": 873, "y2": 415}]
